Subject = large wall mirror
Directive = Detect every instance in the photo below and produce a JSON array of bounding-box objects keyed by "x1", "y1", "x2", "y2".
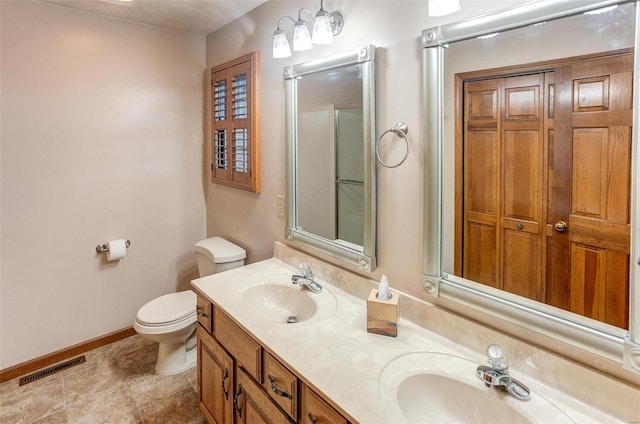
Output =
[
  {"x1": 422, "y1": 1, "x2": 640, "y2": 371},
  {"x1": 285, "y1": 45, "x2": 377, "y2": 271}
]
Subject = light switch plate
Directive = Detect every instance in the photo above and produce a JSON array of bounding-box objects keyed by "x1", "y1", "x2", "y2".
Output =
[{"x1": 277, "y1": 195, "x2": 285, "y2": 217}]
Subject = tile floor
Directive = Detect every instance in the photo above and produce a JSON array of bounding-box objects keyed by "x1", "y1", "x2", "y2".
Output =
[{"x1": 0, "y1": 335, "x2": 206, "y2": 424}]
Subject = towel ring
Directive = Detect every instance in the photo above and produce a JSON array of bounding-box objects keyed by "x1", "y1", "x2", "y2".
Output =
[{"x1": 376, "y1": 122, "x2": 410, "y2": 168}]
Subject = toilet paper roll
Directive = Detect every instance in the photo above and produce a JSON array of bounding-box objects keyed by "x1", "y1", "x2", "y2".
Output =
[{"x1": 106, "y1": 239, "x2": 127, "y2": 261}]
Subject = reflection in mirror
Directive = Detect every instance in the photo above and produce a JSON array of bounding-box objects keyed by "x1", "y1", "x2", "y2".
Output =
[
  {"x1": 446, "y1": 4, "x2": 635, "y2": 329},
  {"x1": 285, "y1": 46, "x2": 376, "y2": 271},
  {"x1": 335, "y1": 106, "x2": 365, "y2": 246},
  {"x1": 297, "y1": 65, "x2": 364, "y2": 246},
  {"x1": 423, "y1": 1, "x2": 640, "y2": 366}
]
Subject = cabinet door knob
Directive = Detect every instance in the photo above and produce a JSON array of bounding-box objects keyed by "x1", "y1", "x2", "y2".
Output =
[
  {"x1": 554, "y1": 221, "x2": 568, "y2": 233},
  {"x1": 196, "y1": 306, "x2": 208, "y2": 318},
  {"x1": 307, "y1": 412, "x2": 318, "y2": 424}
]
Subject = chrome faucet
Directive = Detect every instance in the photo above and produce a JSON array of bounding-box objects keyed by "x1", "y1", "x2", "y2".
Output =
[
  {"x1": 291, "y1": 262, "x2": 322, "y2": 293},
  {"x1": 476, "y1": 344, "x2": 530, "y2": 400}
]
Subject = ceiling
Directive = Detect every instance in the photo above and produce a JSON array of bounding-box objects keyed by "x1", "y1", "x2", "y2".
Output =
[{"x1": 40, "y1": 0, "x2": 268, "y2": 35}]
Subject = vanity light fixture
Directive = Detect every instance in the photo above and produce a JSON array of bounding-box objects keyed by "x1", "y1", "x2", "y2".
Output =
[
  {"x1": 272, "y1": 0, "x2": 344, "y2": 59},
  {"x1": 428, "y1": 0, "x2": 460, "y2": 17}
]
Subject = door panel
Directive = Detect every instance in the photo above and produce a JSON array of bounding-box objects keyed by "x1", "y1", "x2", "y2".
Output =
[
  {"x1": 467, "y1": 130, "x2": 498, "y2": 214},
  {"x1": 502, "y1": 129, "x2": 541, "y2": 221},
  {"x1": 502, "y1": 229, "x2": 540, "y2": 298},
  {"x1": 463, "y1": 222, "x2": 497, "y2": 287},
  {"x1": 603, "y1": 251, "x2": 630, "y2": 326},
  {"x1": 554, "y1": 53, "x2": 632, "y2": 328},
  {"x1": 572, "y1": 128, "x2": 609, "y2": 218},
  {"x1": 569, "y1": 244, "x2": 605, "y2": 319}
]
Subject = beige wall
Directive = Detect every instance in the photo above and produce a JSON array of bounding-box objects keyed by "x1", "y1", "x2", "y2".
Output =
[
  {"x1": 0, "y1": 1, "x2": 206, "y2": 369},
  {"x1": 204, "y1": 0, "x2": 529, "y2": 294}
]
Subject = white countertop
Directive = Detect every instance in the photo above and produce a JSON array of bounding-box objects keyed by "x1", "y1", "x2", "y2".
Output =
[{"x1": 192, "y1": 257, "x2": 631, "y2": 424}]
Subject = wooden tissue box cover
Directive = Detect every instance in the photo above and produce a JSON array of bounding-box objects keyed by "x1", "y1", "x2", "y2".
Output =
[{"x1": 367, "y1": 288, "x2": 399, "y2": 337}]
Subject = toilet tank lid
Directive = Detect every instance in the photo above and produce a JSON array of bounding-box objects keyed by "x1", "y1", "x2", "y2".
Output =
[{"x1": 194, "y1": 237, "x2": 246, "y2": 263}]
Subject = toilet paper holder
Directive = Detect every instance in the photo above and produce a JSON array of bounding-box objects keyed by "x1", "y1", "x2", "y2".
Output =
[{"x1": 96, "y1": 240, "x2": 131, "y2": 254}]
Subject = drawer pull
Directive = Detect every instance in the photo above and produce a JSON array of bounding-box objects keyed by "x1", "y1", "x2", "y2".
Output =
[
  {"x1": 221, "y1": 368, "x2": 229, "y2": 400},
  {"x1": 268, "y1": 374, "x2": 292, "y2": 399},
  {"x1": 307, "y1": 412, "x2": 318, "y2": 424},
  {"x1": 233, "y1": 384, "x2": 243, "y2": 417},
  {"x1": 196, "y1": 306, "x2": 208, "y2": 318}
]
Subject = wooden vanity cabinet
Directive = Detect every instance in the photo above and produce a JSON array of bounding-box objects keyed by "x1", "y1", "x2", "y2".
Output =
[{"x1": 195, "y1": 292, "x2": 351, "y2": 424}]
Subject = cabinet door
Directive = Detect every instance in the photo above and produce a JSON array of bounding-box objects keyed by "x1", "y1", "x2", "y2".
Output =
[
  {"x1": 198, "y1": 326, "x2": 234, "y2": 424},
  {"x1": 234, "y1": 368, "x2": 293, "y2": 424},
  {"x1": 300, "y1": 384, "x2": 347, "y2": 424}
]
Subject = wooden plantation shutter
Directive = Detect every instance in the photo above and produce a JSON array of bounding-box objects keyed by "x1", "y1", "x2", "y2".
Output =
[{"x1": 211, "y1": 52, "x2": 260, "y2": 192}]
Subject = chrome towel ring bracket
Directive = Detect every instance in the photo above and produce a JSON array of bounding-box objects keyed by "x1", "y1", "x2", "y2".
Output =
[{"x1": 375, "y1": 122, "x2": 410, "y2": 168}]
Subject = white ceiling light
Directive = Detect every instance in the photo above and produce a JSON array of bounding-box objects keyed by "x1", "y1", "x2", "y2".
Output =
[{"x1": 428, "y1": 0, "x2": 460, "y2": 17}]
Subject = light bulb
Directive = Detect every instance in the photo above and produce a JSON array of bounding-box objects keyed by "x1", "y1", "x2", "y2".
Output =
[
  {"x1": 272, "y1": 29, "x2": 291, "y2": 58},
  {"x1": 293, "y1": 20, "x2": 312, "y2": 51},
  {"x1": 312, "y1": 10, "x2": 333, "y2": 44}
]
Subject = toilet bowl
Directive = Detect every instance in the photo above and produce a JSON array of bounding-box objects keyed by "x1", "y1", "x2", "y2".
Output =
[
  {"x1": 134, "y1": 237, "x2": 246, "y2": 375},
  {"x1": 134, "y1": 290, "x2": 198, "y2": 375}
]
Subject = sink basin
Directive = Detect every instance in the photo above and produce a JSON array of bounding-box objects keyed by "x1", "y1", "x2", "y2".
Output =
[
  {"x1": 241, "y1": 281, "x2": 337, "y2": 324},
  {"x1": 378, "y1": 352, "x2": 572, "y2": 423}
]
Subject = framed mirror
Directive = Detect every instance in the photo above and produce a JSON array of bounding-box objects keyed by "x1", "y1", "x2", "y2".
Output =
[
  {"x1": 285, "y1": 45, "x2": 377, "y2": 271},
  {"x1": 422, "y1": 1, "x2": 640, "y2": 370}
]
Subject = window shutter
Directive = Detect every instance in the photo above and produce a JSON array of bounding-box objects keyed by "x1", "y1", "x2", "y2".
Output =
[{"x1": 210, "y1": 52, "x2": 260, "y2": 192}]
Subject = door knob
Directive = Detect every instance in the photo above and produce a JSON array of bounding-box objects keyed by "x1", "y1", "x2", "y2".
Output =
[{"x1": 554, "y1": 221, "x2": 568, "y2": 232}]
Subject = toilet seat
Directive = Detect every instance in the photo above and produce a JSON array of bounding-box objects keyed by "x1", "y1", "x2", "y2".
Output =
[{"x1": 136, "y1": 290, "x2": 196, "y2": 327}]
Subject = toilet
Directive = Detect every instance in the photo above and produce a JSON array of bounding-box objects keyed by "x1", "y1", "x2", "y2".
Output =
[{"x1": 133, "y1": 237, "x2": 246, "y2": 375}]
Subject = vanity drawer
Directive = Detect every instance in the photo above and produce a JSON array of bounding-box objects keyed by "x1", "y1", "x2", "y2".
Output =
[
  {"x1": 196, "y1": 294, "x2": 212, "y2": 333},
  {"x1": 214, "y1": 308, "x2": 262, "y2": 382},
  {"x1": 300, "y1": 383, "x2": 347, "y2": 424},
  {"x1": 263, "y1": 352, "x2": 298, "y2": 421},
  {"x1": 236, "y1": 368, "x2": 294, "y2": 424}
]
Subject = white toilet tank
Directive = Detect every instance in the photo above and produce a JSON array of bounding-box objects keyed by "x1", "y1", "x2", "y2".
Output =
[{"x1": 194, "y1": 237, "x2": 246, "y2": 277}]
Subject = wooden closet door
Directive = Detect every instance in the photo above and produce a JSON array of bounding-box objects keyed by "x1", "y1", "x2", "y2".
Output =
[
  {"x1": 463, "y1": 75, "x2": 545, "y2": 299},
  {"x1": 499, "y1": 74, "x2": 545, "y2": 300},
  {"x1": 551, "y1": 53, "x2": 632, "y2": 328},
  {"x1": 463, "y1": 79, "x2": 500, "y2": 288}
]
